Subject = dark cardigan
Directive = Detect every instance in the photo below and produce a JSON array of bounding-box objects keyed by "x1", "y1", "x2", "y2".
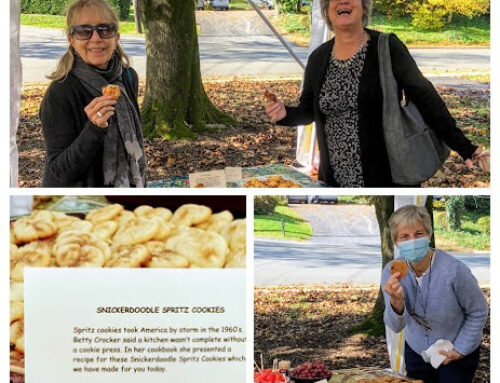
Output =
[
  {"x1": 278, "y1": 29, "x2": 477, "y2": 187},
  {"x1": 40, "y1": 67, "x2": 140, "y2": 187}
]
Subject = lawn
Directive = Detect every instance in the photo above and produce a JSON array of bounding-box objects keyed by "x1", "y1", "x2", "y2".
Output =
[
  {"x1": 270, "y1": 12, "x2": 490, "y2": 47},
  {"x1": 21, "y1": 5, "x2": 141, "y2": 35},
  {"x1": 255, "y1": 206, "x2": 313, "y2": 241},
  {"x1": 434, "y1": 209, "x2": 490, "y2": 252}
]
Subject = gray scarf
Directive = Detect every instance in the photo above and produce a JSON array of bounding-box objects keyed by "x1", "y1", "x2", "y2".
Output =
[{"x1": 71, "y1": 54, "x2": 146, "y2": 187}]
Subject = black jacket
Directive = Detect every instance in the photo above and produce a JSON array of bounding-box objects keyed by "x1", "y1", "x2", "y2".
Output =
[
  {"x1": 278, "y1": 29, "x2": 476, "y2": 187},
  {"x1": 40, "y1": 67, "x2": 140, "y2": 187}
]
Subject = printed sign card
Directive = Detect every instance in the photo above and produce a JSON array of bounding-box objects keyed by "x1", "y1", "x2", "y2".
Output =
[{"x1": 24, "y1": 268, "x2": 246, "y2": 382}]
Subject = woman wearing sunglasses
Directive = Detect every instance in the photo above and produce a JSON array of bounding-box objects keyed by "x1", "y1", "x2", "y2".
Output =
[
  {"x1": 381, "y1": 205, "x2": 487, "y2": 383},
  {"x1": 40, "y1": 0, "x2": 145, "y2": 187}
]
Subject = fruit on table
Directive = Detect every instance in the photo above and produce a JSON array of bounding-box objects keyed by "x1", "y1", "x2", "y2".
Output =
[
  {"x1": 254, "y1": 369, "x2": 286, "y2": 382},
  {"x1": 290, "y1": 361, "x2": 333, "y2": 380}
]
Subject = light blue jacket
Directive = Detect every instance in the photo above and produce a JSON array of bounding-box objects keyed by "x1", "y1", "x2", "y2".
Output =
[{"x1": 381, "y1": 249, "x2": 488, "y2": 356}]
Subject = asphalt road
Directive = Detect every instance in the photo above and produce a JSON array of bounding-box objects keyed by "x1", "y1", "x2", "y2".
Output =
[
  {"x1": 20, "y1": 10, "x2": 489, "y2": 84},
  {"x1": 254, "y1": 205, "x2": 490, "y2": 286}
]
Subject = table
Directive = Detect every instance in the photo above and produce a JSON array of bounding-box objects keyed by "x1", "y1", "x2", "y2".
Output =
[
  {"x1": 148, "y1": 164, "x2": 326, "y2": 188},
  {"x1": 328, "y1": 367, "x2": 416, "y2": 382}
]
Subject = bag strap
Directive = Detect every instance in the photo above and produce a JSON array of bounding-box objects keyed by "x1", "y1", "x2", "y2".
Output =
[{"x1": 378, "y1": 33, "x2": 400, "y2": 111}]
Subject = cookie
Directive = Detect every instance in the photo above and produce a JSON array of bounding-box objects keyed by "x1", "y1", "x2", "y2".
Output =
[
  {"x1": 12, "y1": 215, "x2": 57, "y2": 245},
  {"x1": 146, "y1": 241, "x2": 190, "y2": 268},
  {"x1": 54, "y1": 231, "x2": 110, "y2": 267},
  {"x1": 10, "y1": 321, "x2": 24, "y2": 353},
  {"x1": 112, "y1": 217, "x2": 160, "y2": 245},
  {"x1": 93, "y1": 220, "x2": 118, "y2": 241},
  {"x1": 220, "y1": 219, "x2": 246, "y2": 253},
  {"x1": 170, "y1": 204, "x2": 212, "y2": 227},
  {"x1": 166, "y1": 228, "x2": 228, "y2": 268},
  {"x1": 10, "y1": 246, "x2": 52, "y2": 282},
  {"x1": 391, "y1": 260, "x2": 408, "y2": 280},
  {"x1": 134, "y1": 205, "x2": 173, "y2": 221},
  {"x1": 264, "y1": 89, "x2": 277, "y2": 103},
  {"x1": 224, "y1": 249, "x2": 246, "y2": 268},
  {"x1": 102, "y1": 84, "x2": 121, "y2": 100},
  {"x1": 85, "y1": 204, "x2": 124, "y2": 224},
  {"x1": 106, "y1": 244, "x2": 151, "y2": 268},
  {"x1": 196, "y1": 210, "x2": 234, "y2": 233}
]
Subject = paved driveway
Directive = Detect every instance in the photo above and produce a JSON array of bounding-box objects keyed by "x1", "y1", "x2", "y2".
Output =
[
  {"x1": 254, "y1": 204, "x2": 490, "y2": 285},
  {"x1": 20, "y1": 10, "x2": 489, "y2": 84}
]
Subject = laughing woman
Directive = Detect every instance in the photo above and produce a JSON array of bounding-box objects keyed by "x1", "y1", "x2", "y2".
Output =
[
  {"x1": 40, "y1": 0, "x2": 145, "y2": 187},
  {"x1": 264, "y1": 0, "x2": 489, "y2": 187}
]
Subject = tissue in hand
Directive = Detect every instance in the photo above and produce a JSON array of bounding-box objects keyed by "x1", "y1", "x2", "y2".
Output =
[{"x1": 421, "y1": 340, "x2": 454, "y2": 369}]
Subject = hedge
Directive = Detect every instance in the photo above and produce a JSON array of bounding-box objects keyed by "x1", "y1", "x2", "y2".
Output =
[{"x1": 21, "y1": 0, "x2": 131, "y2": 21}]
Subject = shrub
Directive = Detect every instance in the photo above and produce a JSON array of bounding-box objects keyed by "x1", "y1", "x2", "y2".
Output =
[
  {"x1": 411, "y1": 0, "x2": 447, "y2": 29},
  {"x1": 275, "y1": 0, "x2": 302, "y2": 14},
  {"x1": 445, "y1": 196, "x2": 464, "y2": 231},
  {"x1": 373, "y1": 0, "x2": 418, "y2": 18},
  {"x1": 463, "y1": 196, "x2": 490, "y2": 213},
  {"x1": 434, "y1": 211, "x2": 448, "y2": 230},
  {"x1": 21, "y1": 0, "x2": 131, "y2": 20},
  {"x1": 254, "y1": 196, "x2": 287, "y2": 216},
  {"x1": 410, "y1": 0, "x2": 490, "y2": 30},
  {"x1": 476, "y1": 216, "x2": 490, "y2": 234}
]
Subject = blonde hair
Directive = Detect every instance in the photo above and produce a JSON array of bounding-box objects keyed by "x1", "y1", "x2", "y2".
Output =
[
  {"x1": 320, "y1": 0, "x2": 373, "y2": 31},
  {"x1": 388, "y1": 205, "x2": 433, "y2": 244},
  {"x1": 47, "y1": 0, "x2": 130, "y2": 81}
]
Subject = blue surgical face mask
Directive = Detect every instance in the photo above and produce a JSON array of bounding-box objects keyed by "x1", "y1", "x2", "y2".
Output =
[{"x1": 397, "y1": 237, "x2": 430, "y2": 263}]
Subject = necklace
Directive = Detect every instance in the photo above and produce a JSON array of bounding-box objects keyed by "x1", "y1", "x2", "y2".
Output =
[{"x1": 332, "y1": 31, "x2": 368, "y2": 68}]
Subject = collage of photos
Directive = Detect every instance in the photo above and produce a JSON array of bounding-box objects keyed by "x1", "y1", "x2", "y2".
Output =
[{"x1": 7, "y1": 0, "x2": 493, "y2": 382}]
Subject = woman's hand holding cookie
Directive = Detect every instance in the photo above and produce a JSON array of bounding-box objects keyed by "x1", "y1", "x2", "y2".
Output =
[
  {"x1": 84, "y1": 96, "x2": 117, "y2": 128},
  {"x1": 264, "y1": 91, "x2": 286, "y2": 123},
  {"x1": 384, "y1": 272, "x2": 405, "y2": 315}
]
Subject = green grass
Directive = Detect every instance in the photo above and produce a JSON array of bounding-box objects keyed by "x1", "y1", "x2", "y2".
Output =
[
  {"x1": 371, "y1": 14, "x2": 490, "y2": 46},
  {"x1": 230, "y1": 0, "x2": 254, "y2": 10},
  {"x1": 271, "y1": 12, "x2": 489, "y2": 47},
  {"x1": 255, "y1": 206, "x2": 313, "y2": 241},
  {"x1": 337, "y1": 196, "x2": 370, "y2": 204},
  {"x1": 21, "y1": 6, "x2": 142, "y2": 35},
  {"x1": 434, "y1": 209, "x2": 490, "y2": 251}
]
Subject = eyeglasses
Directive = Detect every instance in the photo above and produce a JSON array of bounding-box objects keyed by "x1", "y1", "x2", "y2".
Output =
[
  {"x1": 409, "y1": 311, "x2": 432, "y2": 331},
  {"x1": 69, "y1": 24, "x2": 117, "y2": 40}
]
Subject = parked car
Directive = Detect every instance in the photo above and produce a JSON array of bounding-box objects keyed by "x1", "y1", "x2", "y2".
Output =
[
  {"x1": 252, "y1": 0, "x2": 274, "y2": 9},
  {"x1": 311, "y1": 195, "x2": 338, "y2": 204},
  {"x1": 196, "y1": 0, "x2": 205, "y2": 10},
  {"x1": 213, "y1": 0, "x2": 229, "y2": 10},
  {"x1": 287, "y1": 195, "x2": 309, "y2": 204}
]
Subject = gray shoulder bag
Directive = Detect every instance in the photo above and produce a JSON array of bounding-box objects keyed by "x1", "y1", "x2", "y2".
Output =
[{"x1": 378, "y1": 33, "x2": 450, "y2": 185}]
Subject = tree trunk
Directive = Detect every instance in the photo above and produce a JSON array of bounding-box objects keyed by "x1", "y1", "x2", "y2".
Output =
[
  {"x1": 133, "y1": 0, "x2": 143, "y2": 34},
  {"x1": 349, "y1": 196, "x2": 394, "y2": 336},
  {"x1": 138, "y1": 0, "x2": 235, "y2": 139},
  {"x1": 447, "y1": 11, "x2": 453, "y2": 24},
  {"x1": 426, "y1": 196, "x2": 436, "y2": 248}
]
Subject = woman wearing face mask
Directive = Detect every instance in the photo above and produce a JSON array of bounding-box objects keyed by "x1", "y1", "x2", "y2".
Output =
[
  {"x1": 264, "y1": 0, "x2": 489, "y2": 187},
  {"x1": 381, "y1": 205, "x2": 487, "y2": 383},
  {"x1": 40, "y1": 0, "x2": 145, "y2": 187}
]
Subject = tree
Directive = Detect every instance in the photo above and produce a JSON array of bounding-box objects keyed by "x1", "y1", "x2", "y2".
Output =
[
  {"x1": 352, "y1": 196, "x2": 435, "y2": 336},
  {"x1": 275, "y1": 0, "x2": 303, "y2": 14},
  {"x1": 138, "y1": 0, "x2": 234, "y2": 139},
  {"x1": 411, "y1": 0, "x2": 490, "y2": 29}
]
